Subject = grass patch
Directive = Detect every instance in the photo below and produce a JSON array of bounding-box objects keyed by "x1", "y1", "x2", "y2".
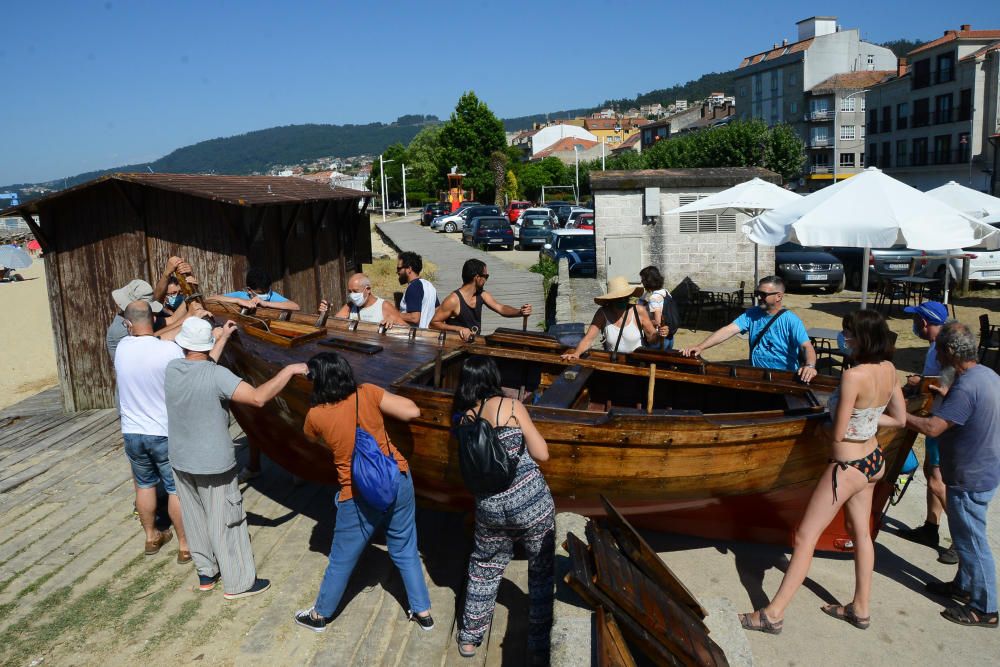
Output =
[
  {"x1": 0, "y1": 602, "x2": 14, "y2": 625},
  {"x1": 139, "y1": 596, "x2": 203, "y2": 656},
  {"x1": 362, "y1": 256, "x2": 439, "y2": 306},
  {"x1": 529, "y1": 256, "x2": 559, "y2": 296}
]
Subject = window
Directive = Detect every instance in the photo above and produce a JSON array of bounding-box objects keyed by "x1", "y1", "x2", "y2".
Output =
[
  {"x1": 868, "y1": 143, "x2": 878, "y2": 167},
  {"x1": 840, "y1": 153, "x2": 856, "y2": 167},
  {"x1": 936, "y1": 52, "x2": 955, "y2": 84},
  {"x1": 840, "y1": 125, "x2": 856, "y2": 140},
  {"x1": 881, "y1": 106, "x2": 892, "y2": 133},
  {"x1": 935, "y1": 94, "x2": 953, "y2": 124},
  {"x1": 958, "y1": 88, "x2": 972, "y2": 121},
  {"x1": 677, "y1": 195, "x2": 737, "y2": 234},
  {"x1": 896, "y1": 102, "x2": 909, "y2": 130},
  {"x1": 790, "y1": 72, "x2": 798, "y2": 85},
  {"x1": 933, "y1": 135, "x2": 952, "y2": 164},
  {"x1": 881, "y1": 142, "x2": 891, "y2": 168},
  {"x1": 739, "y1": 85, "x2": 747, "y2": 97},
  {"x1": 912, "y1": 59, "x2": 931, "y2": 89},
  {"x1": 841, "y1": 97, "x2": 856, "y2": 112},
  {"x1": 810, "y1": 126, "x2": 830, "y2": 146},
  {"x1": 912, "y1": 138, "x2": 928, "y2": 166},
  {"x1": 810, "y1": 97, "x2": 831, "y2": 113},
  {"x1": 866, "y1": 54, "x2": 875, "y2": 70},
  {"x1": 812, "y1": 152, "x2": 830, "y2": 167},
  {"x1": 913, "y1": 98, "x2": 930, "y2": 127},
  {"x1": 859, "y1": 96, "x2": 866, "y2": 112},
  {"x1": 790, "y1": 101, "x2": 798, "y2": 114},
  {"x1": 770, "y1": 70, "x2": 778, "y2": 91},
  {"x1": 867, "y1": 109, "x2": 879, "y2": 134},
  {"x1": 896, "y1": 140, "x2": 908, "y2": 167}
]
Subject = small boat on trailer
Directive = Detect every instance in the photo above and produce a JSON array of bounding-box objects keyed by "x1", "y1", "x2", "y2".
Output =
[{"x1": 208, "y1": 302, "x2": 925, "y2": 552}]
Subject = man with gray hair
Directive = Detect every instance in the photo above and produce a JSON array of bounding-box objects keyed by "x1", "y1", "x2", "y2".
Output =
[
  {"x1": 907, "y1": 321, "x2": 1000, "y2": 628},
  {"x1": 322, "y1": 272, "x2": 406, "y2": 326},
  {"x1": 682, "y1": 276, "x2": 818, "y2": 383}
]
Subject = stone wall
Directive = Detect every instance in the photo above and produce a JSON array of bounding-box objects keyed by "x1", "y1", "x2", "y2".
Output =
[{"x1": 594, "y1": 187, "x2": 774, "y2": 292}]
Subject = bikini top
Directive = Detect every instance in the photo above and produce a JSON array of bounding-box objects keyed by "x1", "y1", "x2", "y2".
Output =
[{"x1": 828, "y1": 387, "x2": 889, "y2": 441}]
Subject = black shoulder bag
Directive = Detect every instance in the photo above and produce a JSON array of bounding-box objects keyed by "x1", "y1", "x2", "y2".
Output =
[
  {"x1": 749, "y1": 308, "x2": 787, "y2": 357},
  {"x1": 455, "y1": 398, "x2": 524, "y2": 496}
]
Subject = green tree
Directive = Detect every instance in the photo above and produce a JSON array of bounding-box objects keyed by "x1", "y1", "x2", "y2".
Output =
[
  {"x1": 504, "y1": 169, "x2": 520, "y2": 201},
  {"x1": 489, "y1": 150, "x2": 508, "y2": 206},
  {"x1": 438, "y1": 92, "x2": 507, "y2": 202},
  {"x1": 404, "y1": 125, "x2": 444, "y2": 199}
]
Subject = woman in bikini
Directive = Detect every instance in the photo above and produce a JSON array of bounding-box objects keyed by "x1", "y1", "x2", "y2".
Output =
[{"x1": 739, "y1": 309, "x2": 906, "y2": 634}]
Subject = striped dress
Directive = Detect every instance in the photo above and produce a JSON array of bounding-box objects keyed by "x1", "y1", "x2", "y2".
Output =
[{"x1": 458, "y1": 423, "x2": 556, "y2": 651}]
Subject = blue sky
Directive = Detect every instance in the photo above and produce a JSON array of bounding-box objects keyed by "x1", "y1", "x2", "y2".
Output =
[{"x1": 2, "y1": 1, "x2": 998, "y2": 185}]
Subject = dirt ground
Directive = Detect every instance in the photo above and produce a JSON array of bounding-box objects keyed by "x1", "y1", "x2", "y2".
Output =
[{"x1": 0, "y1": 261, "x2": 57, "y2": 410}]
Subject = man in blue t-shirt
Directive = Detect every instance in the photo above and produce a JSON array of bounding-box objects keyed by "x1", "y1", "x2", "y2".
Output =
[
  {"x1": 211, "y1": 267, "x2": 301, "y2": 314},
  {"x1": 682, "y1": 276, "x2": 817, "y2": 383},
  {"x1": 906, "y1": 322, "x2": 1000, "y2": 628}
]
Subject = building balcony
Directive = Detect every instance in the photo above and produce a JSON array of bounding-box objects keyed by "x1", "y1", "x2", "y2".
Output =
[
  {"x1": 912, "y1": 113, "x2": 930, "y2": 128},
  {"x1": 893, "y1": 150, "x2": 969, "y2": 167},
  {"x1": 879, "y1": 120, "x2": 893, "y2": 133},
  {"x1": 934, "y1": 70, "x2": 956, "y2": 85},
  {"x1": 808, "y1": 137, "x2": 832, "y2": 148},
  {"x1": 809, "y1": 165, "x2": 832, "y2": 174},
  {"x1": 805, "y1": 110, "x2": 833, "y2": 121},
  {"x1": 931, "y1": 109, "x2": 955, "y2": 125}
]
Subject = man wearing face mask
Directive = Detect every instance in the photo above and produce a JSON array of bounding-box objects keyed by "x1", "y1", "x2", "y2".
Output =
[
  {"x1": 325, "y1": 272, "x2": 407, "y2": 326},
  {"x1": 212, "y1": 267, "x2": 301, "y2": 313},
  {"x1": 430, "y1": 259, "x2": 531, "y2": 341},
  {"x1": 899, "y1": 301, "x2": 958, "y2": 564},
  {"x1": 682, "y1": 276, "x2": 817, "y2": 383}
]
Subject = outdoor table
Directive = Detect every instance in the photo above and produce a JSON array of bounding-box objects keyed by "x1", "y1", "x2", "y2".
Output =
[
  {"x1": 807, "y1": 327, "x2": 841, "y2": 342},
  {"x1": 884, "y1": 275, "x2": 942, "y2": 314}
]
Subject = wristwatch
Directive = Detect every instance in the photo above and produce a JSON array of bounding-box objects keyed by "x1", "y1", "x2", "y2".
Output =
[{"x1": 804, "y1": 363, "x2": 816, "y2": 368}]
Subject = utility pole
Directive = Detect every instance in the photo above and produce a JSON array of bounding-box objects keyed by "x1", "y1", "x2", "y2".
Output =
[
  {"x1": 401, "y1": 164, "x2": 408, "y2": 216},
  {"x1": 379, "y1": 154, "x2": 387, "y2": 223},
  {"x1": 574, "y1": 146, "x2": 581, "y2": 205}
]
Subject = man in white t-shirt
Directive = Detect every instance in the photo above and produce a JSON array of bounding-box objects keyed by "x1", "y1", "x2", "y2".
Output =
[{"x1": 114, "y1": 300, "x2": 190, "y2": 562}]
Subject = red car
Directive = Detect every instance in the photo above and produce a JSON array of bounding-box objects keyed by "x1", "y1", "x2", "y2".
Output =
[
  {"x1": 571, "y1": 212, "x2": 594, "y2": 230},
  {"x1": 506, "y1": 201, "x2": 532, "y2": 224}
]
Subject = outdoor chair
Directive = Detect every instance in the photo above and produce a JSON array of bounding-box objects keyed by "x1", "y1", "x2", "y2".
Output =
[
  {"x1": 922, "y1": 281, "x2": 957, "y2": 319},
  {"x1": 874, "y1": 276, "x2": 909, "y2": 316},
  {"x1": 813, "y1": 338, "x2": 845, "y2": 376},
  {"x1": 978, "y1": 314, "x2": 1000, "y2": 370}
]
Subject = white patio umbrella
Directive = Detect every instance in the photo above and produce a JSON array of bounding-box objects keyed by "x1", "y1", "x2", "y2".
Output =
[
  {"x1": 744, "y1": 168, "x2": 998, "y2": 308},
  {"x1": 662, "y1": 177, "x2": 801, "y2": 284},
  {"x1": 926, "y1": 181, "x2": 1000, "y2": 249}
]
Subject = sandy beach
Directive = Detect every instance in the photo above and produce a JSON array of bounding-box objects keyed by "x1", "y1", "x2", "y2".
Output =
[{"x1": 0, "y1": 260, "x2": 57, "y2": 410}]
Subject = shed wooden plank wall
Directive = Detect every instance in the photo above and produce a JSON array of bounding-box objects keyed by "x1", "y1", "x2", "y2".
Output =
[{"x1": 38, "y1": 181, "x2": 367, "y2": 411}]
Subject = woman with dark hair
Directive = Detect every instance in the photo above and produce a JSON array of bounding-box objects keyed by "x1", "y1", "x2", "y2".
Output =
[
  {"x1": 293, "y1": 352, "x2": 433, "y2": 633},
  {"x1": 638, "y1": 266, "x2": 677, "y2": 350},
  {"x1": 739, "y1": 309, "x2": 906, "y2": 634},
  {"x1": 453, "y1": 356, "x2": 554, "y2": 661}
]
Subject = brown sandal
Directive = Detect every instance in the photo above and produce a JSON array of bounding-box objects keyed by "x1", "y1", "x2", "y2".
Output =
[
  {"x1": 821, "y1": 603, "x2": 870, "y2": 630},
  {"x1": 738, "y1": 608, "x2": 783, "y2": 635},
  {"x1": 941, "y1": 605, "x2": 999, "y2": 628}
]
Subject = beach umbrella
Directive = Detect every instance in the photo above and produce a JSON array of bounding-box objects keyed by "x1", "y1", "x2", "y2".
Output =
[
  {"x1": 0, "y1": 245, "x2": 32, "y2": 269},
  {"x1": 744, "y1": 168, "x2": 998, "y2": 308},
  {"x1": 662, "y1": 177, "x2": 802, "y2": 284},
  {"x1": 926, "y1": 181, "x2": 1000, "y2": 249}
]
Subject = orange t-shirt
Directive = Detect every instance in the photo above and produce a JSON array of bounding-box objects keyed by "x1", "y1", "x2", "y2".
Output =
[{"x1": 303, "y1": 383, "x2": 409, "y2": 502}]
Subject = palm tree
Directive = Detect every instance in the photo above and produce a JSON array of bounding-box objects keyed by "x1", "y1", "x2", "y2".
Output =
[{"x1": 489, "y1": 150, "x2": 508, "y2": 207}]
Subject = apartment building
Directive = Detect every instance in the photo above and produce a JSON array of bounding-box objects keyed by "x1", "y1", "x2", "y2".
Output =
[
  {"x1": 734, "y1": 16, "x2": 896, "y2": 188},
  {"x1": 864, "y1": 25, "x2": 1000, "y2": 193}
]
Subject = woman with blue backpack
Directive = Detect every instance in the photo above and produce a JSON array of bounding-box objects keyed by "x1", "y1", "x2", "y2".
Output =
[
  {"x1": 453, "y1": 356, "x2": 555, "y2": 662},
  {"x1": 293, "y1": 352, "x2": 434, "y2": 633}
]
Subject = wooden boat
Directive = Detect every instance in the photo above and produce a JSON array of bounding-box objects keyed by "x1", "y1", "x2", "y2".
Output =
[{"x1": 208, "y1": 302, "x2": 926, "y2": 553}]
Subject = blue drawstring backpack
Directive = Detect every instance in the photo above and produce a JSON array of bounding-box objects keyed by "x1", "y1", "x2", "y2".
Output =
[{"x1": 351, "y1": 391, "x2": 400, "y2": 511}]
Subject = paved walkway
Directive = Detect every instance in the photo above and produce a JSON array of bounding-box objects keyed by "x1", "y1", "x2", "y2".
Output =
[{"x1": 376, "y1": 218, "x2": 546, "y2": 334}]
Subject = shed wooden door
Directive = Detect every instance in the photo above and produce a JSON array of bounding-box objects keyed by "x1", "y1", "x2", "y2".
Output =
[{"x1": 605, "y1": 236, "x2": 643, "y2": 283}]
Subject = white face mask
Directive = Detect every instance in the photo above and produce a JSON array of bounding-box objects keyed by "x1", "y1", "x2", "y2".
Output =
[{"x1": 348, "y1": 292, "x2": 366, "y2": 307}]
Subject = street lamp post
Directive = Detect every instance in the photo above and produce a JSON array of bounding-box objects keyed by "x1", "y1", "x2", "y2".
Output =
[
  {"x1": 832, "y1": 88, "x2": 869, "y2": 184},
  {"x1": 401, "y1": 164, "x2": 408, "y2": 216},
  {"x1": 379, "y1": 155, "x2": 395, "y2": 222}
]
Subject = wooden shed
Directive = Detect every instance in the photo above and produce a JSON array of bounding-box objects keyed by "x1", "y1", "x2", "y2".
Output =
[{"x1": 2, "y1": 173, "x2": 372, "y2": 412}]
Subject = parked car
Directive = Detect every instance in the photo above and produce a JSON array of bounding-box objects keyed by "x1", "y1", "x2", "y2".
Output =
[
  {"x1": 774, "y1": 242, "x2": 846, "y2": 292},
  {"x1": 462, "y1": 216, "x2": 515, "y2": 250},
  {"x1": 964, "y1": 224, "x2": 1000, "y2": 284},
  {"x1": 515, "y1": 215, "x2": 552, "y2": 250},
  {"x1": 826, "y1": 245, "x2": 960, "y2": 290},
  {"x1": 506, "y1": 200, "x2": 532, "y2": 224},
  {"x1": 539, "y1": 229, "x2": 596, "y2": 276},
  {"x1": 430, "y1": 204, "x2": 501, "y2": 233},
  {"x1": 421, "y1": 202, "x2": 450, "y2": 226},
  {"x1": 517, "y1": 207, "x2": 557, "y2": 226},
  {"x1": 546, "y1": 201, "x2": 574, "y2": 226},
  {"x1": 569, "y1": 212, "x2": 594, "y2": 230},
  {"x1": 565, "y1": 208, "x2": 594, "y2": 229}
]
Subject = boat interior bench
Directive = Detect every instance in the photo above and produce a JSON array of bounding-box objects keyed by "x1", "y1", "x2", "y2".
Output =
[{"x1": 534, "y1": 365, "x2": 593, "y2": 409}]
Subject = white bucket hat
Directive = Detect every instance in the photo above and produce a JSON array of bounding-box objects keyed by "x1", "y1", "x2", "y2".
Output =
[
  {"x1": 174, "y1": 317, "x2": 215, "y2": 352},
  {"x1": 111, "y1": 279, "x2": 163, "y2": 313}
]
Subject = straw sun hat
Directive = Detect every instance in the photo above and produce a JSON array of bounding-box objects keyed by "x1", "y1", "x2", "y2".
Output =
[{"x1": 594, "y1": 276, "x2": 642, "y2": 304}]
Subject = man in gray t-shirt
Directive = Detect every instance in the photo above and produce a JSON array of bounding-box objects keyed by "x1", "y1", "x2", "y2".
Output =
[
  {"x1": 165, "y1": 317, "x2": 307, "y2": 600},
  {"x1": 906, "y1": 322, "x2": 1000, "y2": 628}
]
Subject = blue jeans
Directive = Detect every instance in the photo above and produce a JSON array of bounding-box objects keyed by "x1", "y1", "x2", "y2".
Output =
[
  {"x1": 314, "y1": 472, "x2": 431, "y2": 618},
  {"x1": 946, "y1": 485, "x2": 998, "y2": 613},
  {"x1": 123, "y1": 433, "x2": 176, "y2": 494}
]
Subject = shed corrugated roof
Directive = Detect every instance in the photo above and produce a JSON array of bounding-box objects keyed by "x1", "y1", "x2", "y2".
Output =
[{"x1": 0, "y1": 173, "x2": 371, "y2": 217}]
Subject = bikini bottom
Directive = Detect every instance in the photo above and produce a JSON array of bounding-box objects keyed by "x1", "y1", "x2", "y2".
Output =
[{"x1": 829, "y1": 446, "x2": 885, "y2": 502}]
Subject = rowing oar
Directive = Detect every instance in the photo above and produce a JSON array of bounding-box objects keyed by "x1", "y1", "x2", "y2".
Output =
[
  {"x1": 172, "y1": 268, "x2": 204, "y2": 310},
  {"x1": 314, "y1": 298, "x2": 331, "y2": 328},
  {"x1": 518, "y1": 310, "x2": 529, "y2": 401}
]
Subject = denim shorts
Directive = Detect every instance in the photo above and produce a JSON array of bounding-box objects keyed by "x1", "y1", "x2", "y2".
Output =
[
  {"x1": 123, "y1": 433, "x2": 176, "y2": 494},
  {"x1": 925, "y1": 436, "x2": 940, "y2": 467}
]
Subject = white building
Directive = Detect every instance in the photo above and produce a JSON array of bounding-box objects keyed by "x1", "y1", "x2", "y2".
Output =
[{"x1": 529, "y1": 125, "x2": 599, "y2": 156}]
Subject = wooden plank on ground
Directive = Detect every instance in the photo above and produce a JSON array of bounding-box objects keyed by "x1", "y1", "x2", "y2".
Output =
[{"x1": 597, "y1": 606, "x2": 638, "y2": 667}]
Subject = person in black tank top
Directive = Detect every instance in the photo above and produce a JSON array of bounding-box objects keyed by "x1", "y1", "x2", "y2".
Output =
[{"x1": 430, "y1": 259, "x2": 533, "y2": 341}]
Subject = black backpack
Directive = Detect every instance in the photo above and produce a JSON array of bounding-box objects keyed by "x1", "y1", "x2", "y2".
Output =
[
  {"x1": 662, "y1": 292, "x2": 681, "y2": 338},
  {"x1": 455, "y1": 397, "x2": 524, "y2": 496}
]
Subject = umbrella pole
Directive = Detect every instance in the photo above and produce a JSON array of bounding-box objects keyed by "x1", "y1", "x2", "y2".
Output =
[
  {"x1": 860, "y1": 245, "x2": 871, "y2": 310},
  {"x1": 753, "y1": 243, "x2": 759, "y2": 286},
  {"x1": 943, "y1": 264, "x2": 950, "y2": 305}
]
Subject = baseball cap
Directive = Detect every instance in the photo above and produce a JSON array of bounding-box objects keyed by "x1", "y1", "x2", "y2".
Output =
[
  {"x1": 112, "y1": 279, "x2": 163, "y2": 313},
  {"x1": 903, "y1": 301, "x2": 948, "y2": 326},
  {"x1": 174, "y1": 317, "x2": 215, "y2": 352}
]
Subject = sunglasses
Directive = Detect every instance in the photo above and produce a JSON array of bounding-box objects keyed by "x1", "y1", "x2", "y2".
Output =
[
  {"x1": 479, "y1": 274, "x2": 490, "y2": 280},
  {"x1": 755, "y1": 290, "x2": 781, "y2": 298}
]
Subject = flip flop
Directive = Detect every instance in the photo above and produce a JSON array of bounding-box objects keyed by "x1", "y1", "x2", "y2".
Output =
[
  {"x1": 821, "y1": 603, "x2": 870, "y2": 630},
  {"x1": 941, "y1": 605, "x2": 999, "y2": 628},
  {"x1": 738, "y1": 608, "x2": 783, "y2": 635}
]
